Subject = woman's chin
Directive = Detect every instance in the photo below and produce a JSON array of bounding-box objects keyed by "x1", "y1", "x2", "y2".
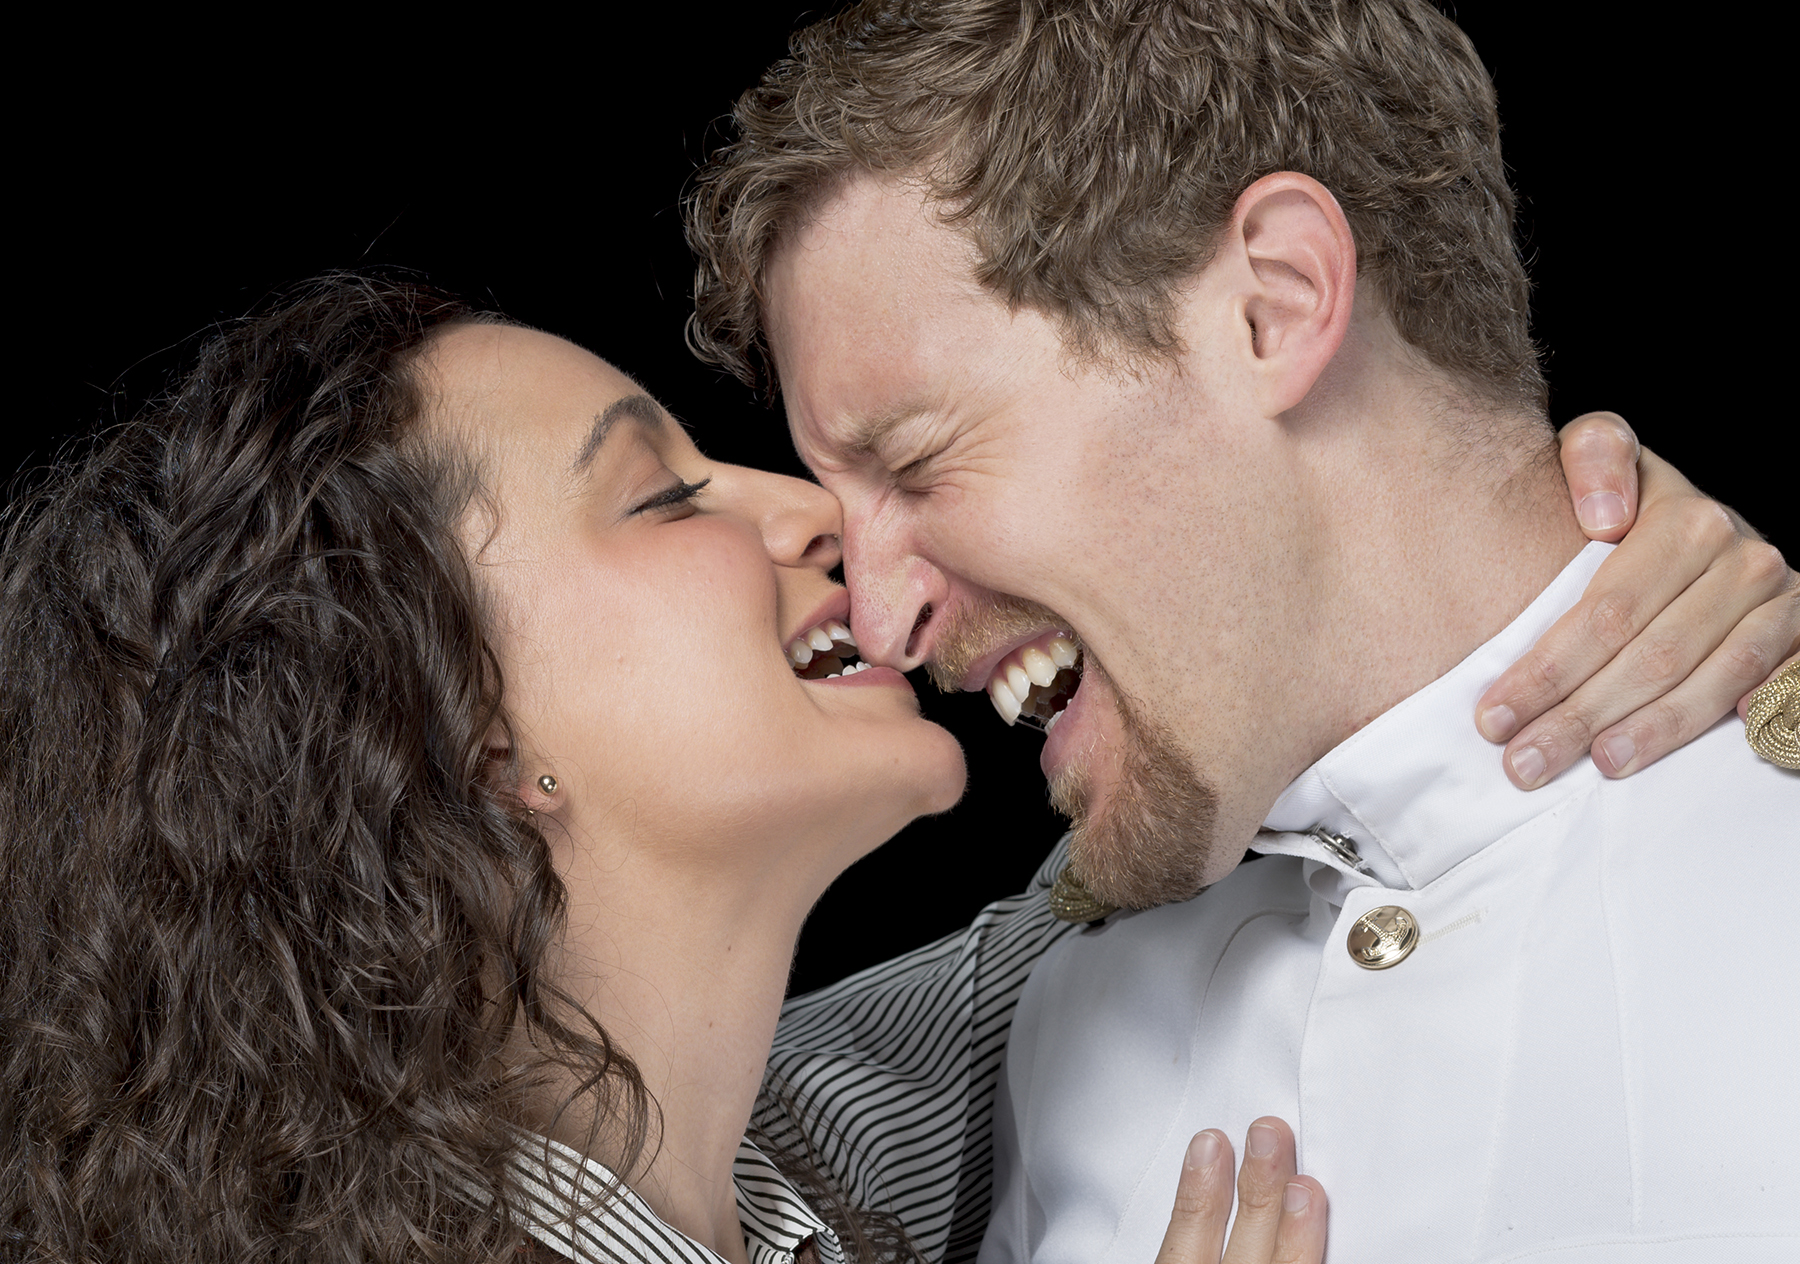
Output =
[
  {"x1": 899, "y1": 747, "x2": 971, "y2": 838},
  {"x1": 824, "y1": 740, "x2": 966, "y2": 866},
  {"x1": 832, "y1": 703, "x2": 968, "y2": 817},
  {"x1": 920, "y1": 741, "x2": 970, "y2": 816},
  {"x1": 890, "y1": 719, "x2": 969, "y2": 820}
]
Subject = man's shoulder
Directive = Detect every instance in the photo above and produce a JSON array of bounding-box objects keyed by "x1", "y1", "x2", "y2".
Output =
[
  {"x1": 1575, "y1": 715, "x2": 1797, "y2": 842},
  {"x1": 1010, "y1": 852, "x2": 1312, "y2": 1030}
]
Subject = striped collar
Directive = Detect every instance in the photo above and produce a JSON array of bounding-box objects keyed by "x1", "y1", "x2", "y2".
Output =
[{"x1": 509, "y1": 1133, "x2": 844, "y2": 1264}]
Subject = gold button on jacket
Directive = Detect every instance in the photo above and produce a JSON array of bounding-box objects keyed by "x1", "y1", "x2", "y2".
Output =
[{"x1": 1347, "y1": 905, "x2": 1420, "y2": 969}]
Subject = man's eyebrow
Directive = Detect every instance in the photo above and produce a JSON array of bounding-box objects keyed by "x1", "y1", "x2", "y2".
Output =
[
  {"x1": 840, "y1": 404, "x2": 928, "y2": 460},
  {"x1": 572, "y1": 393, "x2": 668, "y2": 473}
]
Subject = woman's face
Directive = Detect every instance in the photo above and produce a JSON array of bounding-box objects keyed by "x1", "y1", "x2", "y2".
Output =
[{"x1": 423, "y1": 324, "x2": 965, "y2": 883}]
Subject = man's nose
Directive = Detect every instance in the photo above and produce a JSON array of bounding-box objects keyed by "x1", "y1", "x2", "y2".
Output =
[{"x1": 841, "y1": 513, "x2": 945, "y2": 673}]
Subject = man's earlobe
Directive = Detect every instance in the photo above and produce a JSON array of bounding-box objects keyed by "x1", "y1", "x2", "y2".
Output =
[{"x1": 1232, "y1": 172, "x2": 1357, "y2": 413}]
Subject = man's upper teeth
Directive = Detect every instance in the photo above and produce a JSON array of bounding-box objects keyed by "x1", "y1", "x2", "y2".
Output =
[
  {"x1": 787, "y1": 620, "x2": 857, "y2": 667},
  {"x1": 1005, "y1": 662, "x2": 1032, "y2": 703},
  {"x1": 1021, "y1": 646, "x2": 1057, "y2": 687},
  {"x1": 987, "y1": 634, "x2": 1079, "y2": 725},
  {"x1": 991, "y1": 679, "x2": 1022, "y2": 725}
]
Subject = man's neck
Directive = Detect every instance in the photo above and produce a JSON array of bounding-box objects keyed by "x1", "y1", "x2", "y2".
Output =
[
  {"x1": 1312, "y1": 407, "x2": 1584, "y2": 741},
  {"x1": 1192, "y1": 350, "x2": 1588, "y2": 858}
]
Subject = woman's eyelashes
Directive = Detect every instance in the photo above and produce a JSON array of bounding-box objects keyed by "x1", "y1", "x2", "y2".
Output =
[{"x1": 631, "y1": 477, "x2": 712, "y2": 517}]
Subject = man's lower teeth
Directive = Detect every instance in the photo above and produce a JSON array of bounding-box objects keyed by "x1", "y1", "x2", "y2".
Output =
[{"x1": 1019, "y1": 705, "x2": 1067, "y2": 734}]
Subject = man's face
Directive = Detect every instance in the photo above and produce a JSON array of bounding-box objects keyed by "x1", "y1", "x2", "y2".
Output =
[{"x1": 765, "y1": 175, "x2": 1293, "y2": 907}]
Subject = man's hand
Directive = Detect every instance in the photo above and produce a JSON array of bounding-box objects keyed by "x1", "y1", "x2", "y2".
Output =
[
  {"x1": 1476, "y1": 412, "x2": 1799, "y2": 788},
  {"x1": 1154, "y1": 1118, "x2": 1326, "y2": 1264}
]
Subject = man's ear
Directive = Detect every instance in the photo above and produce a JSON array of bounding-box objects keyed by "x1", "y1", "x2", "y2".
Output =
[{"x1": 1228, "y1": 172, "x2": 1357, "y2": 415}]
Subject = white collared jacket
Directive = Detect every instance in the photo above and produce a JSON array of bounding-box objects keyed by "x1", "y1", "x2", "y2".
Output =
[{"x1": 981, "y1": 543, "x2": 1800, "y2": 1262}]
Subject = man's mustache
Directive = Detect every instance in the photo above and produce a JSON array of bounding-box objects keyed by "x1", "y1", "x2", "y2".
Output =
[{"x1": 925, "y1": 593, "x2": 1072, "y2": 693}]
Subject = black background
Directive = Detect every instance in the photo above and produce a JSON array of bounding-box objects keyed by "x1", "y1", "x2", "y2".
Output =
[{"x1": 11, "y1": 5, "x2": 1787, "y2": 997}]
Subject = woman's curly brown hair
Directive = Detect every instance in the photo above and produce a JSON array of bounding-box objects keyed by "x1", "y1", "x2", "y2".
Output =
[
  {"x1": 0, "y1": 275, "x2": 657, "y2": 1262},
  {"x1": 1, "y1": 273, "x2": 922, "y2": 1263}
]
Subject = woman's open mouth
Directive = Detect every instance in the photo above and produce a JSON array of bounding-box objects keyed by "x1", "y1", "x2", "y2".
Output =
[{"x1": 786, "y1": 619, "x2": 872, "y2": 680}]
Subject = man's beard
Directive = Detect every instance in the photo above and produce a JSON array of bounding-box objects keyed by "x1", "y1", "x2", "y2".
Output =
[
  {"x1": 929, "y1": 593, "x2": 1221, "y2": 911},
  {"x1": 1047, "y1": 674, "x2": 1221, "y2": 911}
]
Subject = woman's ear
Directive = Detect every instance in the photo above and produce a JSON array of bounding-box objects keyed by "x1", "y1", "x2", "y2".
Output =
[
  {"x1": 1229, "y1": 171, "x2": 1358, "y2": 414},
  {"x1": 494, "y1": 747, "x2": 563, "y2": 816},
  {"x1": 480, "y1": 723, "x2": 560, "y2": 816},
  {"x1": 521, "y1": 771, "x2": 562, "y2": 814}
]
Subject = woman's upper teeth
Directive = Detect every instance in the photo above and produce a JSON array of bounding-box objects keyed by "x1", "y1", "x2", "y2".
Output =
[
  {"x1": 787, "y1": 620, "x2": 855, "y2": 668},
  {"x1": 987, "y1": 633, "x2": 1079, "y2": 725}
]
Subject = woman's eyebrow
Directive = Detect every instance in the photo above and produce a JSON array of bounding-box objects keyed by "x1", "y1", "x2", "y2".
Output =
[{"x1": 572, "y1": 393, "x2": 668, "y2": 473}]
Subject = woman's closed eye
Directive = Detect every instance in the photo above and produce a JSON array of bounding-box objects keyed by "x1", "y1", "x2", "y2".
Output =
[{"x1": 632, "y1": 477, "x2": 712, "y2": 517}]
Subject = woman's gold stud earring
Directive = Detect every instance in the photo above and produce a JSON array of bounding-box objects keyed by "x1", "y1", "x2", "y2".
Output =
[{"x1": 537, "y1": 774, "x2": 558, "y2": 797}]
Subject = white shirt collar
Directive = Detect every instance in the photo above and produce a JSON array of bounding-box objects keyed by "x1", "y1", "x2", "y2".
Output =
[
  {"x1": 509, "y1": 1133, "x2": 844, "y2": 1264},
  {"x1": 1259, "y1": 542, "x2": 1612, "y2": 896}
]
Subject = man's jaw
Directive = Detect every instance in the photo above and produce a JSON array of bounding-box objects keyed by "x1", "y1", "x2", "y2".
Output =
[
  {"x1": 1050, "y1": 675, "x2": 1224, "y2": 911},
  {"x1": 921, "y1": 590, "x2": 1225, "y2": 911}
]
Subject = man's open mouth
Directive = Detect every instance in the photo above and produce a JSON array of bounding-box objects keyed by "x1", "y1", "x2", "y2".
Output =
[
  {"x1": 985, "y1": 632, "x2": 1082, "y2": 731},
  {"x1": 786, "y1": 619, "x2": 870, "y2": 680}
]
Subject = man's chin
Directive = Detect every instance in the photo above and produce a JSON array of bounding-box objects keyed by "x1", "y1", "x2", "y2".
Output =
[{"x1": 1048, "y1": 692, "x2": 1221, "y2": 911}]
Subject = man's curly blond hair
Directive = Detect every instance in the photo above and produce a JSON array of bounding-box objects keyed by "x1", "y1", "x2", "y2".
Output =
[{"x1": 686, "y1": 0, "x2": 1546, "y2": 414}]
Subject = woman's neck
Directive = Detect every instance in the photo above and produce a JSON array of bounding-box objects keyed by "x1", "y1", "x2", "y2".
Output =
[{"x1": 535, "y1": 835, "x2": 828, "y2": 1264}]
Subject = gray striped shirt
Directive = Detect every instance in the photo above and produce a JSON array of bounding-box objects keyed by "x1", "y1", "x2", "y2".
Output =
[
  {"x1": 520, "y1": 839, "x2": 1071, "y2": 1263},
  {"x1": 757, "y1": 840, "x2": 1074, "y2": 1263},
  {"x1": 512, "y1": 1133, "x2": 843, "y2": 1264}
]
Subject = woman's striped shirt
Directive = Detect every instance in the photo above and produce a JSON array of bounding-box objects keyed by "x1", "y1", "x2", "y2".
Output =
[
  {"x1": 517, "y1": 838, "x2": 1072, "y2": 1263},
  {"x1": 510, "y1": 1133, "x2": 843, "y2": 1264},
  {"x1": 756, "y1": 839, "x2": 1075, "y2": 1263}
]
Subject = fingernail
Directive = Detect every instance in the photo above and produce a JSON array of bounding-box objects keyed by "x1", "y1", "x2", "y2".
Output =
[
  {"x1": 1600, "y1": 732, "x2": 1636, "y2": 774},
  {"x1": 1578, "y1": 491, "x2": 1627, "y2": 532},
  {"x1": 1509, "y1": 744, "x2": 1546, "y2": 787},
  {"x1": 1248, "y1": 1124, "x2": 1278, "y2": 1158},
  {"x1": 1478, "y1": 703, "x2": 1517, "y2": 742},
  {"x1": 1284, "y1": 1183, "x2": 1311, "y2": 1213},
  {"x1": 1187, "y1": 1131, "x2": 1221, "y2": 1170}
]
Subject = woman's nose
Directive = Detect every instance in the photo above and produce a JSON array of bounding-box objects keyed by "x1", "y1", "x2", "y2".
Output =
[
  {"x1": 733, "y1": 466, "x2": 845, "y2": 570},
  {"x1": 838, "y1": 510, "x2": 946, "y2": 673}
]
